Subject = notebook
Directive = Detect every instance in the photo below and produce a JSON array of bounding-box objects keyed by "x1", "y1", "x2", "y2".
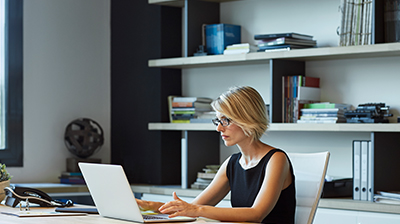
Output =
[{"x1": 78, "y1": 162, "x2": 196, "y2": 223}]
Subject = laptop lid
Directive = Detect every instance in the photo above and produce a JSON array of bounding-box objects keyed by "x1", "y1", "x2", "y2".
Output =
[
  {"x1": 79, "y1": 162, "x2": 146, "y2": 222},
  {"x1": 78, "y1": 162, "x2": 196, "y2": 223}
]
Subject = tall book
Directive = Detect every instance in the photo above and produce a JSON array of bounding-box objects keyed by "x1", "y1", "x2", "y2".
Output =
[{"x1": 282, "y1": 75, "x2": 320, "y2": 123}]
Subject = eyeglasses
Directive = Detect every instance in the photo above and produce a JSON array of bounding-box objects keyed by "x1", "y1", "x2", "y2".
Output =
[{"x1": 212, "y1": 117, "x2": 231, "y2": 127}]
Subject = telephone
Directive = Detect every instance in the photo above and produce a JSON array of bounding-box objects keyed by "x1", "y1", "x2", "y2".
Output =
[{"x1": 4, "y1": 186, "x2": 74, "y2": 207}]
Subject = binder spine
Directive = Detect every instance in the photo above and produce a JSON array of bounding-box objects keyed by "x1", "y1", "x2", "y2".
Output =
[
  {"x1": 360, "y1": 141, "x2": 368, "y2": 201},
  {"x1": 367, "y1": 140, "x2": 374, "y2": 201},
  {"x1": 353, "y1": 140, "x2": 361, "y2": 200}
]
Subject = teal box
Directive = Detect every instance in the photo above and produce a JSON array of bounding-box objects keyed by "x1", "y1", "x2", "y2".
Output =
[{"x1": 205, "y1": 24, "x2": 241, "y2": 55}]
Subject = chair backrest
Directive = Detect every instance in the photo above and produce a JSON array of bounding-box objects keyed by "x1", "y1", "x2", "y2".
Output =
[{"x1": 287, "y1": 151, "x2": 330, "y2": 224}]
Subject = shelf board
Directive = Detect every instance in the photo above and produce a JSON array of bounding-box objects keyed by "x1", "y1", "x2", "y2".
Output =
[
  {"x1": 148, "y1": 0, "x2": 240, "y2": 7},
  {"x1": 148, "y1": 123, "x2": 400, "y2": 132},
  {"x1": 131, "y1": 184, "x2": 400, "y2": 214},
  {"x1": 148, "y1": 42, "x2": 400, "y2": 69}
]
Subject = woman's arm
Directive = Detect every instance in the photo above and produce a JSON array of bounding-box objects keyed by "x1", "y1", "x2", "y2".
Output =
[
  {"x1": 135, "y1": 156, "x2": 231, "y2": 212},
  {"x1": 159, "y1": 151, "x2": 292, "y2": 223}
]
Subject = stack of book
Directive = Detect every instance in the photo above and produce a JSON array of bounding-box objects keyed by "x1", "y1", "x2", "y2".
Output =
[
  {"x1": 191, "y1": 165, "x2": 220, "y2": 189},
  {"x1": 254, "y1": 32, "x2": 316, "y2": 52},
  {"x1": 223, "y1": 43, "x2": 257, "y2": 55},
  {"x1": 298, "y1": 102, "x2": 352, "y2": 124},
  {"x1": 374, "y1": 191, "x2": 400, "y2": 205},
  {"x1": 59, "y1": 171, "x2": 85, "y2": 185},
  {"x1": 282, "y1": 75, "x2": 320, "y2": 123},
  {"x1": 168, "y1": 96, "x2": 213, "y2": 123}
]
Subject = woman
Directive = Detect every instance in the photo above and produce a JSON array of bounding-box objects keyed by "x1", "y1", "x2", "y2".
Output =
[{"x1": 137, "y1": 86, "x2": 296, "y2": 224}]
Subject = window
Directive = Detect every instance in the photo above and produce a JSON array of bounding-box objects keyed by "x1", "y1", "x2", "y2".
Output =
[{"x1": 0, "y1": 0, "x2": 23, "y2": 166}]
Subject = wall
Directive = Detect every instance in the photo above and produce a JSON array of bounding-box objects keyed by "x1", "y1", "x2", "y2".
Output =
[
  {"x1": 7, "y1": 0, "x2": 111, "y2": 182},
  {"x1": 183, "y1": 0, "x2": 400, "y2": 178}
]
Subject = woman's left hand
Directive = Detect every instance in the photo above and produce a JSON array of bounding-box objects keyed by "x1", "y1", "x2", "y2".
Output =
[{"x1": 158, "y1": 192, "x2": 200, "y2": 218}]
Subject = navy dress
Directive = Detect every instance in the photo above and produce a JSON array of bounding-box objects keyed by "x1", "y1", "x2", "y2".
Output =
[{"x1": 226, "y1": 149, "x2": 296, "y2": 224}]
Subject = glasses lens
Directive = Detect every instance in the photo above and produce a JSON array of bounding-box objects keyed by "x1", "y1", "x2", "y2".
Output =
[{"x1": 221, "y1": 118, "x2": 229, "y2": 126}]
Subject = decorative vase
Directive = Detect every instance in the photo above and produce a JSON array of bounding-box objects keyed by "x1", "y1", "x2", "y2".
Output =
[{"x1": 0, "y1": 179, "x2": 10, "y2": 202}]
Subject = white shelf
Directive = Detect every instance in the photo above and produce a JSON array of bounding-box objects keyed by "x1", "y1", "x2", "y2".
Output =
[
  {"x1": 148, "y1": 43, "x2": 400, "y2": 69},
  {"x1": 131, "y1": 184, "x2": 400, "y2": 215},
  {"x1": 148, "y1": 0, "x2": 240, "y2": 7},
  {"x1": 148, "y1": 123, "x2": 400, "y2": 132}
]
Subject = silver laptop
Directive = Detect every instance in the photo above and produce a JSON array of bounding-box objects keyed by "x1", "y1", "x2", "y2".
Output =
[{"x1": 78, "y1": 162, "x2": 196, "y2": 223}]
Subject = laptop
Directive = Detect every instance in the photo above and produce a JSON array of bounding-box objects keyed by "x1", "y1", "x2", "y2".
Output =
[{"x1": 78, "y1": 162, "x2": 197, "y2": 223}]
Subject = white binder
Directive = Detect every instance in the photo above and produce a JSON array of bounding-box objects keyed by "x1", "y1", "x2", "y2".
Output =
[
  {"x1": 360, "y1": 141, "x2": 369, "y2": 201},
  {"x1": 367, "y1": 140, "x2": 374, "y2": 201},
  {"x1": 353, "y1": 140, "x2": 361, "y2": 200}
]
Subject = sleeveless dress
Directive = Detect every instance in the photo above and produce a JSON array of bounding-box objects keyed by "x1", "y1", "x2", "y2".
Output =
[{"x1": 226, "y1": 149, "x2": 296, "y2": 224}]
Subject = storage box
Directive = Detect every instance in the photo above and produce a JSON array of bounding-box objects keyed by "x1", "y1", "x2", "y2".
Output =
[
  {"x1": 205, "y1": 24, "x2": 241, "y2": 55},
  {"x1": 322, "y1": 178, "x2": 353, "y2": 198}
]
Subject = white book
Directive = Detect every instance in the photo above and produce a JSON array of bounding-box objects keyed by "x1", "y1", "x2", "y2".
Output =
[
  {"x1": 297, "y1": 86, "x2": 320, "y2": 101},
  {"x1": 353, "y1": 140, "x2": 361, "y2": 200},
  {"x1": 339, "y1": 0, "x2": 347, "y2": 46},
  {"x1": 346, "y1": 0, "x2": 354, "y2": 45},
  {"x1": 367, "y1": 140, "x2": 374, "y2": 201},
  {"x1": 360, "y1": 140, "x2": 368, "y2": 201}
]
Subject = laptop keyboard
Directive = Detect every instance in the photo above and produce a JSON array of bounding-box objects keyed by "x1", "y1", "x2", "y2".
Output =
[{"x1": 143, "y1": 214, "x2": 171, "y2": 220}]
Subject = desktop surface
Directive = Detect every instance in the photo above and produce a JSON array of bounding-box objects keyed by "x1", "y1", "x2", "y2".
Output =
[{"x1": 0, "y1": 204, "x2": 251, "y2": 224}]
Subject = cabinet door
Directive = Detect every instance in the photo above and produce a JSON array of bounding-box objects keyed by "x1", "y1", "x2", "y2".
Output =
[
  {"x1": 314, "y1": 208, "x2": 357, "y2": 224},
  {"x1": 357, "y1": 211, "x2": 400, "y2": 224}
]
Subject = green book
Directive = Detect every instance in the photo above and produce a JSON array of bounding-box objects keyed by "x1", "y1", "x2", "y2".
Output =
[{"x1": 303, "y1": 102, "x2": 352, "y2": 110}]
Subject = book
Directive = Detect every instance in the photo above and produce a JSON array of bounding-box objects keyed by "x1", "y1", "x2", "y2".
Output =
[
  {"x1": 303, "y1": 102, "x2": 352, "y2": 110},
  {"x1": 282, "y1": 75, "x2": 320, "y2": 123},
  {"x1": 256, "y1": 37, "x2": 317, "y2": 47},
  {"x1": 254, "y1": 32, "x2": 313, "y2": 40},
  {"x1": 169, "y1": 96, "x2": 213, "y2": 123},
  {"x1": 258, "y1": 44, "x2": 313, "y2": 51},
  {"x1": 300, "y1": 108, "x2": 345, "y2": 114},
  {"x1": 60, "y1": 171, "x2": 83, "y2": 177}
]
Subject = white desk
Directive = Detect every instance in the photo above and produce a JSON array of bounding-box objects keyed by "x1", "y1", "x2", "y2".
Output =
[{"x1": 0, "y1": 205, "x2": 230, "y2": 224}]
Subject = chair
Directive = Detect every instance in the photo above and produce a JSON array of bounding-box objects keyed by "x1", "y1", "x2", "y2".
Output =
[{"x1": 287, "y1": 151, "x2": 330, "y2": 224}]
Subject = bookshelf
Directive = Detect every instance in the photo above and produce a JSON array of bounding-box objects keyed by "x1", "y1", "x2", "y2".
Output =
[
  {"x1": 149, "y1": 123, "x2": 400, "y2": 132},
  {"x1": 149, "y1": 42, "x2": 400, "y2": 69},
  {"x1": 145, "y1": 0, "x2": 400, "y2": 222}
]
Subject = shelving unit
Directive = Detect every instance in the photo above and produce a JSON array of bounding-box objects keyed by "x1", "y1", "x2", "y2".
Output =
[
  {"x1": 149, "y1": 42, "x2": 400, "y2": 69},
  {"x1": 146, "y1": 0, "x2": 400, "y2": 222},
  {"x1": 149, "y1": 123, "x2": 400, "y2": 132}
]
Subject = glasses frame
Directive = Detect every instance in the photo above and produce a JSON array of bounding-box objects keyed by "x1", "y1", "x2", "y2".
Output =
[{"x1": 212, "y1": 117, "x2": 231, "y2": 127}]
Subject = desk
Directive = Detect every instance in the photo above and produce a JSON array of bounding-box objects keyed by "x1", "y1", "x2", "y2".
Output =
[{"x1": 0, "y1": 205, "x2": 233, "y2": 224}]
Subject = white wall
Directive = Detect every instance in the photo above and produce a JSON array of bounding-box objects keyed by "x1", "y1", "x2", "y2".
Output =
[
  {"x1": 7, "y1": 0, "x2": 110, "y2": 183},
  {"x1": 183, "y1": 0, "x2": 400, "y2": 178}
]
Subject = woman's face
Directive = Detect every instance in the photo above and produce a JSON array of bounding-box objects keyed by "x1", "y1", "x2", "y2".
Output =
[{"x1": 215, "y1": 112, "x2": 250, "y2": 147}]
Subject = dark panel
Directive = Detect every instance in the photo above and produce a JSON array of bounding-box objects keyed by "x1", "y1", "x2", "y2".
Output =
[
  {"x1": 111, "y1": 1, "x2": 182, "y2": 185},
  {"x1": 373, "y1": 0, "x2": 384, "y2": 43},
  {"x1": 269, "y1": 59, "x2": 305, "y2": 123},
  {"x1": 0, "y1": 0, "x2": 23, "y2": 166},
  {"x1": 372, "y1": 132, "x2": 400, "y2": 192},
  {"x1": 187, "y1": 0, "x2": 219, "y2": 56},
  {"x1": 186, "y1": 131, "x2": 220, "y2": 187}
]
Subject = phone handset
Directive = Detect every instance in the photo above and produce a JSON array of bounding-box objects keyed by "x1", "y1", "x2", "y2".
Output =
[{"x1": 4, "y1": 186, "x2": 73, "y2": 207}]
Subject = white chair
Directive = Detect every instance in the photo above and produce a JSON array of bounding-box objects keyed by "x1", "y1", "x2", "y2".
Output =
[{"x1": 287, "y1": 151, "x2": 330, "y2": 224}]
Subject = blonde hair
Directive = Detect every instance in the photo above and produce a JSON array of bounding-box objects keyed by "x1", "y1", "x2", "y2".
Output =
[{"x1": 211, "y1": 86, "x2": 269, "y2": 142}]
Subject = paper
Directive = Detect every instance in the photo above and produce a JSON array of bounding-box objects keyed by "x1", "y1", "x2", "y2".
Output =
[{"x1": 1, "y1": 210, "x2": 87, "y2": 217}]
